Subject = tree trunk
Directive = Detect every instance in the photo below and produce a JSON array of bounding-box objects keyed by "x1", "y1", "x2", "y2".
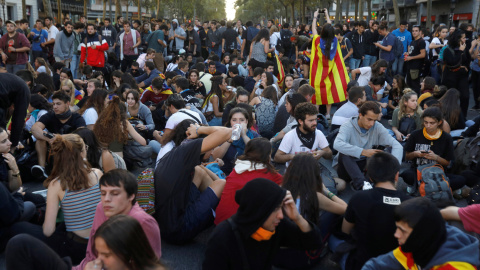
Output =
[
  {"x1": 392, "y1": 0, "x2": 400, "y2": 27},
  {"x1": 43, "y1": 0, "x2": 53, "y2": 17},
  {"x1": 156, "y1": 0, "x2": 161, "y2": 19},
  {"x1": 367, "y1": 0, "x2": 371, "y2": 22},
  {"x1": 344, "y1": 0, "x2": 350, "y2": 23},
  {"x1": 301, "y1": 0, "x2": 306, "y2": 24},
  {"x1": 290, "y1": 1, "x2": 295, "y2": 25},
  {"x1": 115, "y1": 0, "x2": 121, "y2": 23},
  {"x1": 84, "y1": 0, "x2": 87, "y2": 17},
  {"x1": 137, "y1": 0, "x2": 141, "y2": 21},
  {"x1": 358, "y1": 0, "x2": 364, "y2": 21},
  {"x1": 426, "y1": 0, "x2": 432, "y2": 31},
  {"x1": 22, "y1": 0, "x2": 26, "y2": 19},
  {"x1": 126, "y1": 0, "x2": 129, "y2": 20},
  {"x1": 57, "y1": 0, "x2": 62, "y2": 23},
  {"x1": 336, "y1": 0, "x2": 342, "y2": 24},
  {"x1": 354, "y1": 0, "x2": 359, "y2": 21},
  {"x1": 103, "y1": 0, "x2": 107, "y2": 20}
]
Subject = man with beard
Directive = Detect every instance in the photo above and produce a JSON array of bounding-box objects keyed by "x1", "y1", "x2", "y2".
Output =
[
  {"x1": 333, "y1": 101, "x2": 402, "y2": 190},
  {"x1": 53, "y1": 21, "x2": 75, "y2": 68},
  {"x1": 363, "y1": 197, "x2": 479, "y2": 270},
  {"x1": 274, "y1": 102, "x2": 332, "y2": 167},
  {"x1": 0, "y1": 20, "x2": 31, "y2": 73},
  {"x1": 31, "y1": 91, "x2": 86, "y2": 180},
  {"x1": 80, "y1": 24, "x2": 109, "y2": 71}
]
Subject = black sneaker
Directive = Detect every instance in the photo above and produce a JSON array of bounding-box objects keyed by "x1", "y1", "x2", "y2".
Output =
[
  {"x1": 350, "y1": 180, "x2": 364, "y2": 191},
  {"x1": 31, "y1": 165, "x2": 48, "y2": 181}
]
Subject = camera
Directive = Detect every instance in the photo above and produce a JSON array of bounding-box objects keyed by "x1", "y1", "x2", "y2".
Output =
[{"x1": 318, "y1": 8, "x2": 326, "y2": 13}]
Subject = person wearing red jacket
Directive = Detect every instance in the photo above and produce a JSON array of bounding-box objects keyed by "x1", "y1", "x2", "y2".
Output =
[{"x1": 80, "y1": 24, "x2": 109, "y2": 70}]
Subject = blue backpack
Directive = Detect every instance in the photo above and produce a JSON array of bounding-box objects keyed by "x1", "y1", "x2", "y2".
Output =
[{"x1": 246, "y1": 27, "x2": 259, "y2": 41}]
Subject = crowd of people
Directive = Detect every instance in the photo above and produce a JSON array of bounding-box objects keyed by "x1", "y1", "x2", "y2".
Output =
[{"x1": 0, "y1": 6, "x2": 479, "y2": 270}]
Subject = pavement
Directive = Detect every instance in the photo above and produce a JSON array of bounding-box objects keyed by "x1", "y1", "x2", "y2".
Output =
[{"x1": 0, "y1": 93, "x2": 478, "y2": 269}]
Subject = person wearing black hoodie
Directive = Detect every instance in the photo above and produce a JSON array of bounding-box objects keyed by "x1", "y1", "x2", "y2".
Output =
[
  {"x1": 101, "y1": 18, "x2": 117, "y2": 53},
  {"x1": 203, "y1": 178, "x2": 321, "y2": 270},
  {"x1": 362, "y1": 197, "x2": 479, "y2": 270}
]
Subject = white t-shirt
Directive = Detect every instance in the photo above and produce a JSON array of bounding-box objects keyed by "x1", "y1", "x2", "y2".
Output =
[
  {"x1": 357, "y1": 67, "x2": 372, "y2": 87},
  {"x1": 155, "y1": 141, "x2": 175, "y2": 166},
  {"x1": 48, "y1": 25, "x2": 59, "y2": 41},
  {"x1": 25, "y1": 109, "x2": 48, "y2": 131},
  {"x1": 37, "y1": 66, "x2": 52, "y2": 76},
  {"x1": 82, "y1": 107, "x2": 98, "y2": 126},
  {"x1": 278, "y1": 128, "x2": 329, "y2": 167},
  {"x1": 165, "y1": 109, "x2": 201, "y2": 130},
  {"x1": 430, "y1": 37, "x2": 448, "y2": 57}
]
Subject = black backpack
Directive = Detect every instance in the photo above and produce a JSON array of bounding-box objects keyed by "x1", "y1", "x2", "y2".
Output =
[
  {"x1": 279, "y1": 29, "x2": 293, "y2": 49},
  {"x1": 393, "y1": 37, "x2": 404, "y2": 58},
  {"x1": 398, "y1": 115, "x2": 416, "y2": 136}
]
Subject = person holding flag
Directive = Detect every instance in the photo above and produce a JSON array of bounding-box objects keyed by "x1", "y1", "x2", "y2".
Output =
[{"x1": 309, "y1": 8, "x2": 350, "y2": 119}]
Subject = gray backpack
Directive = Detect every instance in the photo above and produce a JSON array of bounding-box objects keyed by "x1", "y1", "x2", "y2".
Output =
[
  {"x1": 99, "y1": 151, "x2": 127, "y2": 171},
  {"x1": 417, "y1": 164, "x2": 453, "y2": 202},
  {"x1": 453, "y1": 135, "x2": 480, "y2": 173}
]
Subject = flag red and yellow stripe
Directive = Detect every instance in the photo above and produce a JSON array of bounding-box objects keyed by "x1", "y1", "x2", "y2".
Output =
[
  {"x1": 309, "y1": 35, "x2": 349, "y2": 105},
  {"x1": 274, "y1": 54, "x2": 285, "y2": 90}
]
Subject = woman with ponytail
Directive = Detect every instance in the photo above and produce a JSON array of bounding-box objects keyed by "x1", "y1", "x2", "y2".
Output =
[
  {"x1": 93, "y1": 96, "x2": 146, "y2": 157},
  {"x1": 391, "y1": 89, "x2": 423, "y2": 142},
  {"x1": 42, "y1": 134, "x2": 103, "y2": 264}
]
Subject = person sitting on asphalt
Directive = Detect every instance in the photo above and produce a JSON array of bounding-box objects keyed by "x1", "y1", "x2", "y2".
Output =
[
  {"x1": 203, "y1": 178, "x2": 322, "y2": 269},
  {"x1": 214, "y1": 137, "x2": 282, "y2": 225},
  {"x1": 331, "y1": 152, "x2": 409, "y2": 270},
  {"x1": 153, "y1": 124, "x2": 232, "y2": 244},
  {"x1": 30, "y1": 90, "x2": 86, "y2": 180},
  {"x1": 331, "y1": 86, "x2": 366, "y2": 131},
  {"x1": 333, "y1": 101, "x2": 402, "y2": 190},
  {"x1": 363, "y1": 197, "x2": 479, "y2": 270},
  {"x1": 441, "y1": 203, "x2": 480, "y2": 235}
]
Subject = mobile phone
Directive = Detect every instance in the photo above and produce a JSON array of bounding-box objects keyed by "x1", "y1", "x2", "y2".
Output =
[
  {"x1": 43, "y1": 132, "x2": 54, "y2": 139},
  {"x1": 421, "y1": 150, "x2": 429, "y2": 153}
]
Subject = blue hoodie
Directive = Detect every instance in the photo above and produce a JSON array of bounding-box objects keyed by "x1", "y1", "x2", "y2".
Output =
[
  {"x1": 362, "y1": 225, "x2": 479, "y2": 270},
  {"x1": 392, "y1": 28, "x2": 412, "y2": 53}
]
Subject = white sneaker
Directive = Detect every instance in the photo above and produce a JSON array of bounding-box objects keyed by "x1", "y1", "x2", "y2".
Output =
[{"x1": 363, "y1": 181, "x2": 373, "y2": 190}]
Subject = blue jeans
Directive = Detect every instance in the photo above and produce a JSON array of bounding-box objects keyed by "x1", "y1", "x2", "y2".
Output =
[
  {"x1": 6, "y1": 64, "x2": 26, "y2": 74},
  {"x1": 392, "y1": 56, "x2": 404, "y2": 76},
  {"x1": 149, "y1": 140, "x2": 161, "y2": 155},
  {"x1": 328, "y1": 235, "x2": 348, "y2": 270},
  {"x1": 349, "y1": 58, "x2": 362, "y2": 71},
  {"x1": 362, "y1": 55, "x2": 377, "y2": 67},
  {"x1": 208, "y1": 116, "x2": 222, "y2": 126},
  {"x1": 208, "y1": 47, "x2": 222, "y2": 59},
  {"x1": 70, "y1": 54, "x2": 80, "y2": 79}
]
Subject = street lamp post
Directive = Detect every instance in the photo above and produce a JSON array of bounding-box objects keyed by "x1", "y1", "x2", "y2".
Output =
[{"x1": 450, "y1": 0, "x2": 456, "y2": 27}]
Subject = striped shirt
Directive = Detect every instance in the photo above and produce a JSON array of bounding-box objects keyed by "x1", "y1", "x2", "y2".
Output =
[{"x1": 61, "y1": 180, "x2": 101, "y2": 232}]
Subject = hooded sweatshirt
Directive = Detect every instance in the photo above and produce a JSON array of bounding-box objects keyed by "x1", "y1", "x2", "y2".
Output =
[
  {"x1": 214, "y1": 160, "x2": 283, "y2": 225},
  {"x1": 362, "y1": 225, "x2": 480, "y2": 270},
  {"x1": 333, "y1": 116, "x2": 403, "y2": 167},
  {"x1": 53, "y1": 29, "x2": 75, "y2": 60},
  {"x1": 204, "y1": 179, "x2": 320, "y2": 270}
]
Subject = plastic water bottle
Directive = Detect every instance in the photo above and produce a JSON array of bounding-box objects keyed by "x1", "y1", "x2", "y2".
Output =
[{"x1": 231, "y1": 124, "x2": 242, "y2": 141}]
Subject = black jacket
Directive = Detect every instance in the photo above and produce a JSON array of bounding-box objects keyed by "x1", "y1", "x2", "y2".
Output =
[
  {"x1": 350, "y1": 31, "x2": 365, "y2": 60},
  {"x1": 203, "y1": 218, "x2": 321, "y2": 270}
]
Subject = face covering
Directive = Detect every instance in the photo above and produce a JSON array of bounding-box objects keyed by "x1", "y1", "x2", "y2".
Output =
[
  {"x1": 55, "y1": 109, "x2": 72, "y2": 120},
  {"x1": 251, "y1": 227, "x2": 275, "y2": 241}
]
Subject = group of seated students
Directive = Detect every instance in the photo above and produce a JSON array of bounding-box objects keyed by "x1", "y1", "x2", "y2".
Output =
[{"x1": 3, "y1": 43, "x2": 480, "y2": 269}]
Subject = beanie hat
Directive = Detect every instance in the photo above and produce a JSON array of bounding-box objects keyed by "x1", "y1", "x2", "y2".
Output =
[{"x1": 233, "y1": 178, "x2": 286, "y2": 236}]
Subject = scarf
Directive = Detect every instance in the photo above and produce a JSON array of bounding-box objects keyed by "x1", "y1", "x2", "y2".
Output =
[
  {"x1": 234, "y1": 159, "x2": 267, "y2": 174},
  {"x1": 30, "y1": 109, "x2": 40, "y2": 121},
  {"x1": 231, "y1": 129, "x2": 256, "y2": 156},
  {"x1": 423, "y1": 128, "x2": 442, "y2": 142},
  {"x1": 63, "y1": 29, "x2": 73, "y2": 37},
  {"x1": 296, "y1": 126, "x2": 315, "y2": 149},
  {"x1": 209, "y1": 68, "x2": 216, "y2": 75},
  {"x1": 55, "y1": 109, "x2": 72, "y2": 120},
  {"x1": 251, "y1": 227, "x2": 275, "y2": 241}
]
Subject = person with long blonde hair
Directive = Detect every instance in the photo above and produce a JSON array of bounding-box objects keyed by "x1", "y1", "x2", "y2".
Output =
[
  {"x1": 391, "y1": 89, "x2": 423, "y2": 141},
  {"x1": 60, "y1": 79, "x2": 81, "y2": 106}
]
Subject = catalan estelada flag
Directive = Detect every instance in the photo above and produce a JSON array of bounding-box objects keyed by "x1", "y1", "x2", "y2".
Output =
[
  {"x1": 309, "y1": 36, "x2": 349, "y2": 105},
  {"x1": 274, "y1": 54, "x2": 285, "y2": 90}
]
